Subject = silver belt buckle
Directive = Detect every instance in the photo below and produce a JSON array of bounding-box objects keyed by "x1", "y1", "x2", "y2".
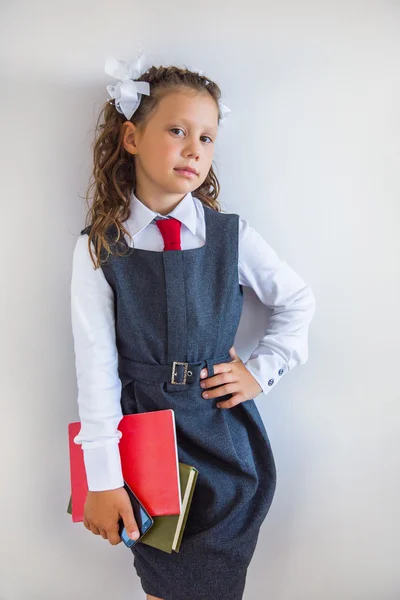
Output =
[{"x1": 171, "y1": 361, "x2": 189, "y2": 385}]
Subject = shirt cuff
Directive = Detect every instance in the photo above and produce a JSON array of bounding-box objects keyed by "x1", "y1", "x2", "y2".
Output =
[
  {"x1": 244, "y1": 354, "x2": 287, "y2": 397},
  {"x1": 83, "y1": 441, "x2": 124, "y2": 491}
]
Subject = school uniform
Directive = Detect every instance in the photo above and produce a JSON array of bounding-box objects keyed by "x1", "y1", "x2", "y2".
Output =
[{"x1": 71, "y1": 190, "x2": 316, "y2": 600}]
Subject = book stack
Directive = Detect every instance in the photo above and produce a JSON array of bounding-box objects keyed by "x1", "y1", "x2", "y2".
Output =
[{"x1": 67, "y1": 409, "x2": 198, "y2": 554}]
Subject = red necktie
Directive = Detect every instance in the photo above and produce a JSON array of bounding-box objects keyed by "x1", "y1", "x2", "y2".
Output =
[{"x1": 155, "y1": 217, "x2": 182, "y2": 251}]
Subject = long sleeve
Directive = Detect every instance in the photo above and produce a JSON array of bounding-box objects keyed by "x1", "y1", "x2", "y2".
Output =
[
  {"x1": 70, "y1": 235, "x2": 124, "y2": 491},
  {"x1": 238, "y1": 218, "x2": 316, "y2": 396}
]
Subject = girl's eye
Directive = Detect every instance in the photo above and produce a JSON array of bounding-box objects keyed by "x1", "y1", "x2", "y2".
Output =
[
  {"x1": 170, "y1": 128, "x2": 184, "y2": 136},
  {"x1": 170, "y1": 128, "x2": 213, "y2": 144}
]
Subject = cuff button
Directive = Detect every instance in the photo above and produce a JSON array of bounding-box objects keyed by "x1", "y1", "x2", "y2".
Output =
[
  {"x1": 268, "y1": 378, "x2": 274, "y2": 386},
  {"x1": 278, "y1": 369, "x2": 284, "y2": 376}
]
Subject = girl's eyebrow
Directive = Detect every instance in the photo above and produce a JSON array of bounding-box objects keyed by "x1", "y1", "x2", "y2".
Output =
[{"x1": 167, "y1": 118, "x2": 218, "y2": 132}]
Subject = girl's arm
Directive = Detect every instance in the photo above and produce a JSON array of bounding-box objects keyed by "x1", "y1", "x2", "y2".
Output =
[
  {"x1": 238, "y1": 218, "x2": 316, "y2": 396},
  {"x1": 70, "y1": 235, "x2": 124, "y2": 492}
]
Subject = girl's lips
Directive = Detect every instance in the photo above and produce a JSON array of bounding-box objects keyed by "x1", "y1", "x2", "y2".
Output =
[{"x1": 174, "y1": 169, "x2": 197, "y2": 178}]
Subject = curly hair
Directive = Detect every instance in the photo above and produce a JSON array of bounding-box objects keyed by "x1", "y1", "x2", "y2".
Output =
[{"x1": 82, "y1": 64, "x2": 226, "y2": 269}]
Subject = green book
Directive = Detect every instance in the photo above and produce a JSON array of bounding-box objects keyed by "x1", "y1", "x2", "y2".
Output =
[
  {"x1": 67, "y1": 461, "x2": 198, "y2": 554},
  {"x1": 139, "y1": 461, "x2": 198, "y2": 553}
]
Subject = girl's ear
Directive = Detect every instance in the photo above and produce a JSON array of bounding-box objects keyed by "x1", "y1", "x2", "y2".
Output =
[{"x1": 122, "y1": 121, "x2": 140, "y2": 155}]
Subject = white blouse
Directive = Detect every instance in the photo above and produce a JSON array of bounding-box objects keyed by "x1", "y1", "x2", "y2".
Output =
[{"x1": 71, "y1": 191, "x2": 316, "y2": 491}]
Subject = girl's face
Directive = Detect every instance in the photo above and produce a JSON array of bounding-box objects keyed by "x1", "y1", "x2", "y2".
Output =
[{"x1": 122, "y1": 89, "x2": 219, "y2": 202}]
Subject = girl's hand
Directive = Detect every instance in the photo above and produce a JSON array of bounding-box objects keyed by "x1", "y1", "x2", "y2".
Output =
[
  {"x1": 83, "y1": 487, "x2": 140, "y2": 546},
  {"x1": 199, "y1": 346, "x2": 263, "y2": 409}
]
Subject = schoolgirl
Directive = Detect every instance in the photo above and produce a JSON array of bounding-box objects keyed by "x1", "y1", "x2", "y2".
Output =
[{"x1": 71, "y1": 49, "x2": 316, "y2": 600}]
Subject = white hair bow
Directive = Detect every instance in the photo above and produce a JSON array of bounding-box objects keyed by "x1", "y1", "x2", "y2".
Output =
[
  {"x1": 105, "y1": 54, "x2": 151, "y2": 121},
  {"x1": 105, "y1": 50, "x2": 231, "y2": 125}
]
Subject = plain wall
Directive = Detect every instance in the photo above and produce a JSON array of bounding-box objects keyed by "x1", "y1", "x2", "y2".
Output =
[{"x1": 1, "y1": 1, "x2": 399, "y2": 598}]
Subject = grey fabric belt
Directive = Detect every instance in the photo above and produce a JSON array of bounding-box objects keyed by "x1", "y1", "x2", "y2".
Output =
[{"x1": 118, "y1": 353, "x2": 231, "y2": 386}]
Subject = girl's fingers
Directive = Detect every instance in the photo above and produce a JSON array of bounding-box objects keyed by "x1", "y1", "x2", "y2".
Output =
[
  {"x1": 200, "y1": 361, "x2": 233, "y2": 379},
  {"x1": 98, "y1": 528, "x2": 108, "y2": 539},
  {"x1": 200, "y1": 370, "x2": 236, "y2": 390},
  {"x1": 202, "y1": 382, "x2": 239, "y2": 399},
  {"x1": 89, "y1": 524, "x2": 101, "y2": 535},
  {"x1": 217, "y1": 393, "x2": 245, "y2": 409}
]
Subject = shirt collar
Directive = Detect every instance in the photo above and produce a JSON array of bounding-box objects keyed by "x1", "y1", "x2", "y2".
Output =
[{"x1": 126, "y1": 190, "x2": 197, "y2": 238}]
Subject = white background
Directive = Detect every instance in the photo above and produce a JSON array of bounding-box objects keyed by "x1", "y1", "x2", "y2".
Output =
[{"x1": 1, "y1": 1, "x2": 399, "y2": 598}]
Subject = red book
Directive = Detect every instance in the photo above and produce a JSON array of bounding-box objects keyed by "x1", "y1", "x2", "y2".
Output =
[{"x1": 68, "y1": 409, "x2": 182, "y2": 522}]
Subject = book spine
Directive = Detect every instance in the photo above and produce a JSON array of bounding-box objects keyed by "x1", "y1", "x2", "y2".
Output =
[{"x1": 174, "y1": 469, "x2": 199, "y2": 552}]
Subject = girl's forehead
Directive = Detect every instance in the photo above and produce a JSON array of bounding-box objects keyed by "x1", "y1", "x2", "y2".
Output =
[{"x1": 154, "y1": 92, "x2": 219, "y2": 127}]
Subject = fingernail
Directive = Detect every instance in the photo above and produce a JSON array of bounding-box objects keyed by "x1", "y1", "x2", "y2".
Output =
[
  {"x1": 130, "y1": 530, "x2": 140, "y2": 540},
  {"x1": 200, "y1": 370, "x2": 206, "y2": 378}
]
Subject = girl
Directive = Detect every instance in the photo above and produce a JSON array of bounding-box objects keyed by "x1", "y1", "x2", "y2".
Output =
[{"x1": 71, "y1": 50, "x2": 316, "y2": 600}]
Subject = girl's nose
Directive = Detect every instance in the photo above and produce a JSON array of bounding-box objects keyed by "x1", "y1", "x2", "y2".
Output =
[{"x1": 186, "y1": 143, "x2": 201, "y2": 158}]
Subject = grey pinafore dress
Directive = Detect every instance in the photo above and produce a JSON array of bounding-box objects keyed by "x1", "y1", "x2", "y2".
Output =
[{"x1": 81, "y1": 203, "x2": 277, "y2": 600}]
